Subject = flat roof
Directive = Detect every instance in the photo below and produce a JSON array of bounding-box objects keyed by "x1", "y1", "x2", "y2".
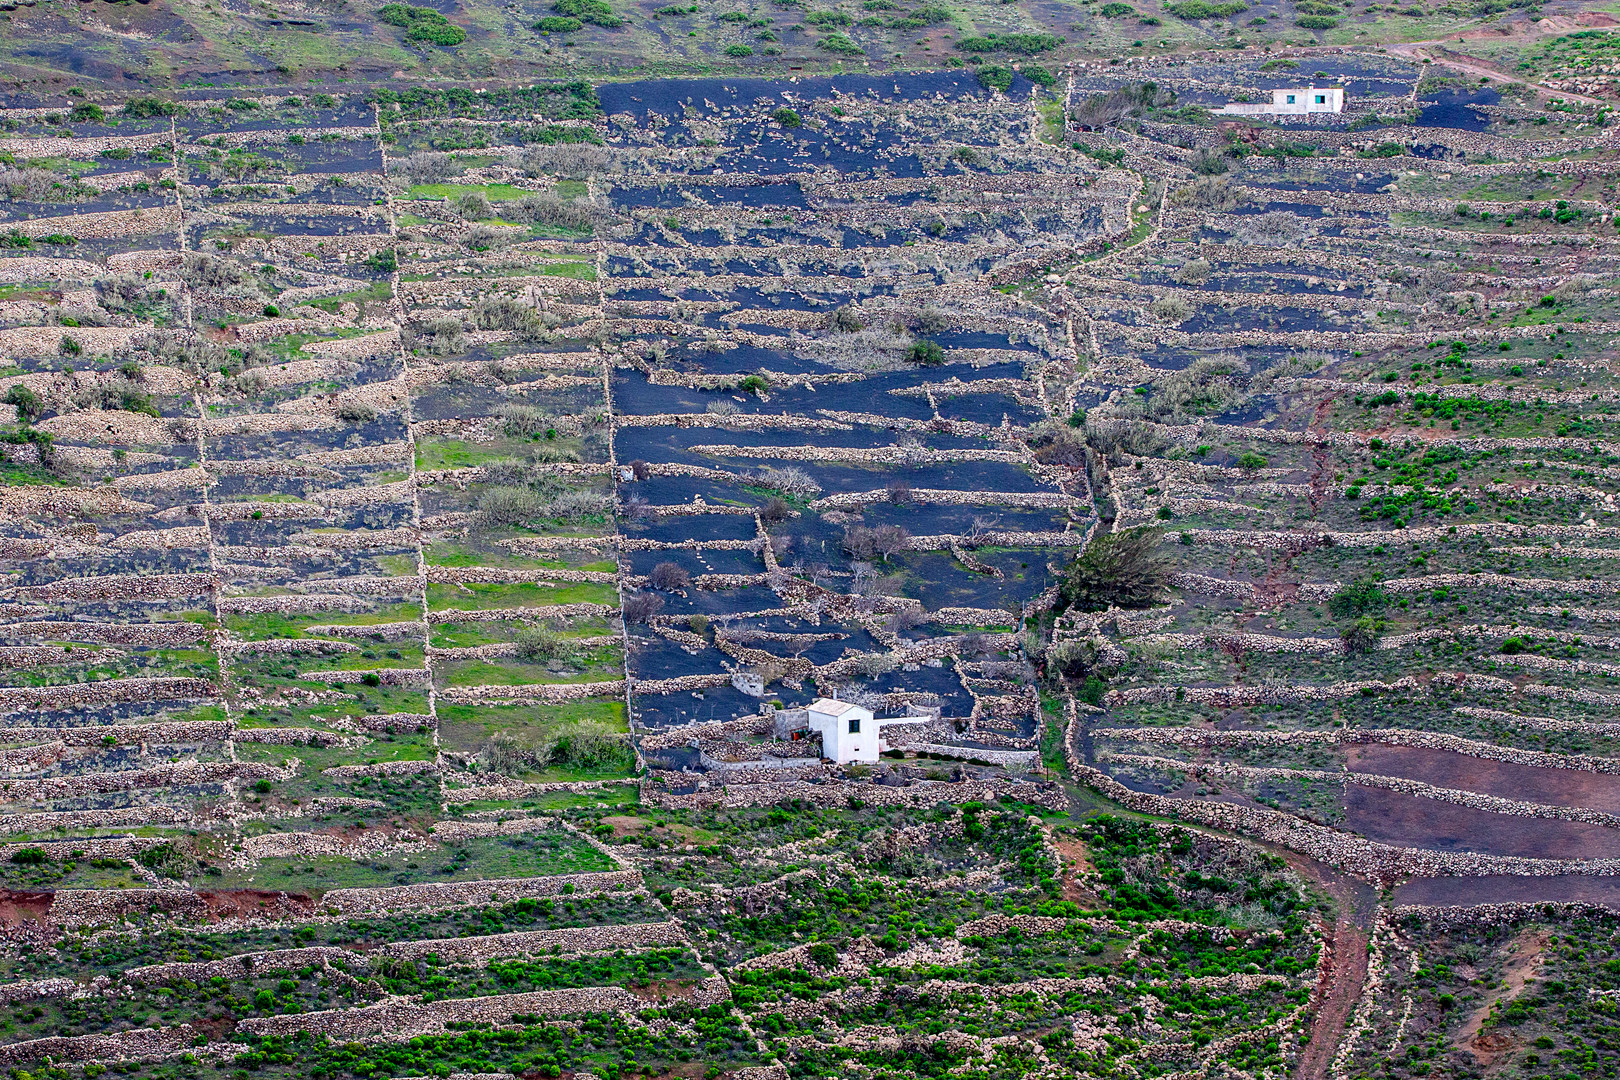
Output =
[{"x1": 808, "y1": 698, "x2": 859, "y2": 715}]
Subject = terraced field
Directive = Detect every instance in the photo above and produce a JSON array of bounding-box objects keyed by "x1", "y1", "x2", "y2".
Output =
[{"x1": 1, "y1": 36, "x2": 1620, "y2": 1080}]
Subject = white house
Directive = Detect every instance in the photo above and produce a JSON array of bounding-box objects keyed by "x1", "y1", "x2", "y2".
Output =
[
  {"x1": 804, "y1": 698, "x2": 927, "y2": 765},
  {"x1": 1216, "y1": 86, "x2": 1345, "y2": 117}
]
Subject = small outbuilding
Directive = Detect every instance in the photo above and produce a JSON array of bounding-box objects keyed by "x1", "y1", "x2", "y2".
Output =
[
  {"x1": 1216, "y1": 86, "x2": 1345, "y2": 117},
  {"x1": 804, "y1": 698, "x2": 927, "y2": 764}
]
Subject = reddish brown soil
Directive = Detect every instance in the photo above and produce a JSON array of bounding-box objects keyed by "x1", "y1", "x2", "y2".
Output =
[
  {"x1": 1052, "y1": 837, "x2": 1099, "y2": 905},
  {"x1": 192, "y1": 1016, "x2": 239, "y2": 1041},
  {"x1": 1456, "y1": 929, "x2": 1546, "y2": 1066},
  {"x1": 1350, "y1": 744, "x2": 1620, "y2": 815},
  {"x1": 627, "y1": 979, "x2": 699, "y2": 1002},
  {"x1": 1345, "y1": 786, "x2": 1620, "y2": 860},
  {"x1": 1295, "y1": 917, "x2": 1370, "y2": 1080},
  {"x1": 0, "y1": 889, "x2": 52, "y2": 926},
  {"x1": 197, "y1": 889, "x2": 317, "y2": 920}
]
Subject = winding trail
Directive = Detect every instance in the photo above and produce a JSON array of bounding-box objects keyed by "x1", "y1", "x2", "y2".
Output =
[
  {"x1": 1270, "y1": 847, "x2": 1377, "y2": 1080},
  {"x1": 1386, "y1": 40, "x2": 1609, "y2": 106}
]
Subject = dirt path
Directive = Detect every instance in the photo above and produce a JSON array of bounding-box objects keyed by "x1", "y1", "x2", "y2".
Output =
[
  {"x1": 1386, "y1": 41, "x2": 1609, "y2": 106},
  {"x1": 1052, "y1": 835, "x2": 1100, "y2": 905},
  {"x1": 1271, "y1": 849, "x2": 1379, "y2": 1080},
  {"x1": 1296, "y1": 914, "x2": 1371, "y2": 1080},
  {"x1": 1061, "y1": 722, "x2": 1377, "y2": 1080},
  {"x1": 1455, "y1": 928, "x2": 1548, "y2": 1065}
]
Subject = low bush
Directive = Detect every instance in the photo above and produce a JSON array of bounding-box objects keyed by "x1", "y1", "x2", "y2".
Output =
[
  {"x1": 955, "y1": 30, "x2": 1063, "y2": 53},
  {"x1": 977, "y1": 65, "x2": 1015, "y2": 93},
  {"x1": 819, "y1": 32, "x2": 864, "y2": 54},
  {"x1": 378, "y1": 3, "x2": 468, "y2": 43},
  {"x1": 123, "y1": 96, "x2": 182, "y2": 118},
  {"x1": 1167, "y1": 0, "x2": 1247, "y2": 15},
  {"x1": 552, "y1": 0, "x2": 625, "y2": 28}
]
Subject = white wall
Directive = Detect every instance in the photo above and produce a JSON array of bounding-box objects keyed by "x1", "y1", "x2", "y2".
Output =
[
  {"x1": 807, "y1": 703, "x2": 876, "y2": 764},
  {"x1": 1216, "y1": 87, "x2": 1344, "y2": 116}
]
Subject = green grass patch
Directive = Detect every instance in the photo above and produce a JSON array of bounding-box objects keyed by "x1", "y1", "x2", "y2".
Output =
[
  {"x1": 408, "y1": 182, "x2": 534, "y2": 201},
  {"x1": 426, "y1": 581, "x2": 618, "y2": 611}
]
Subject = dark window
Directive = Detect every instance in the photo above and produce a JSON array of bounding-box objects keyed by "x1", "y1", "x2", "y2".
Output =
[{"x1": 848, "y1": 717, "x2": 861, "y2": 734}]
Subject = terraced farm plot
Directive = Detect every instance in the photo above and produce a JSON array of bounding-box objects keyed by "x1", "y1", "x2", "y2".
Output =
[{"x1": 6, "y1": 31, "x2": 1620, "y2": 1080}]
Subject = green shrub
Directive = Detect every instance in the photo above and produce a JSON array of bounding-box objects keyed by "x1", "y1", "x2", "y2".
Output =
[
  {"x1": 101, "y1": 146, "x2": 133, "y2": 160},
  {"x1": 1327, "y1": 580, "x2": 1387, "y2": 618},
  {"x1": 955, "y1": 30, "x2": 1063, "y2": 52},
  {"x1": 1100, "y1": 2, "x2": 1134, "y2": 13},
  {"x1": 889, "y1": 4, "x2": 949, "y2": 26},
  {"x1": 1359, "y1": 141, "x2": 1405, "y2": 158},
  {"x1": 69, "y1": 101, "x2": 106, "y2": 123},
  {"x1": 5, "y1": 386, "x2": 42, "y2": 422},
  {"x1": 1294, "y1": 13, "x2": 1338, "y2": 26},
  {"x1": 1022, "y1": 63, "x2": 1055, "y2": 86},
  {"x1": 379, "y1": 3, "x2": 467, "y2": 42},
  {"x1": 136, "y1": 841, "x2": 199, "y2": 879},
  {"x1": 1341, "y1": 615, "x2": 1379, "y2": 655},
  {"x1": 534, "y1": 14, "x2": 583, "y2": 29},
  {"x1": 819, "y1": 31, "x2": 864, "y2": 53},
  {"x1": 772, "y1": 107, "x2": 802, "y2": 127},
  {"x1": 124, "y1": 96, "x2": 182, "y2": 118},
  {"x1": 552, "y1": 0, "x2": 625, "y2": 27},
  {"x1": 9, "y1": 847, "x2": 47, "y2": 866},
  {"x1": 908, "y1": 340, "x2": 945, "y2": 365},
  {"x1": 1166, "y1": 0, "x2": 1246, "y2": 16},
  {"x1": 40, "y1": 233, "x2": 75, "y2": 245},
  {"x1": 366, "y1": 248, "x2": 398, "y2": 273},
  {"x1": 59, "y1": 336, "x2": 81, "y2": 358},
  {"x1": 409, "y1": 19, "x2": 466, "y2": 42},
  {"x1": 739, "y1": 374, "x2": 769, "y2": 393},
  {"x1": 725, "y1": 43, "x2": 755, "y2": 55},
  {"x1": 977, "y1": 64, "x2": 1014, "y2": 92},
  {"x1": 806, "y1": 8, "x2": 851, "y2": 23},
  {"x1": 1059, "y1": 527, "x2": 1168, "y2": 613},
  {"x1": 1501, "y1": 636, "x2": 1526, "y2": 655},
  {"x1": 377, "y1": 3, "x2": 419, "y2": 23}
]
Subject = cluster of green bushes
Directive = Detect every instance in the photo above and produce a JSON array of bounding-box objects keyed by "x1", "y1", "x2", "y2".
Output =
[
  {"x1": 377, "y1": 4, "x2": 467, "y2": 45},
  {"x1": 955, "y1": 30, "x2": 1064, "y2": 53},
  {"x1": 1167, "y1": 0, "x2": 1247, "y2": 16},
  {"x1": 368, "y1": 83, "x2": 601, "y2": 121}
]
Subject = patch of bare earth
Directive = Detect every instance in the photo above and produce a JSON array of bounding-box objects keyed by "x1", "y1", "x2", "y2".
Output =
[
  {"x1": 197, "y1": 889, "x2": 317, "y2": 921},
  {"x1": 1345, "y1": 786, "x2": 1620, "y2": 860},
  {"x1": 1349, "y1": 744, "x2": 1620, "y2": 815},
  {"x1": 0, "y1": 889, "x2": 51, "y2": 927},
  {"x1": 627, "y1": 978, "x2": 699, "y2": 1002},
  {"x1": 1455, "y1": 930, "x2": 1547, "y2": 1067},
  {"x1": 1052, "y1": 836, "x2": 1099, "y2": 905},
  {"x1": 1295, "y1": 914, "x2": 1371, "y2": 1080}
]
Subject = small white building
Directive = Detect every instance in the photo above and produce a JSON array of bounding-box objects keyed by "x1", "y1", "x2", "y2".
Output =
[
  {"x1": 1216, "y1": 86, "x2": 1345, "y2": 117},
  {"x1": 804, "y1": 698, "x2": 926, "y2": 765}
]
